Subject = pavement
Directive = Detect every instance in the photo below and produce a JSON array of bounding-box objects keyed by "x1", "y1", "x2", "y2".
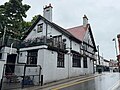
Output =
[{"x1": 17, "y1": 73, "x2": 102, "y2": 90}]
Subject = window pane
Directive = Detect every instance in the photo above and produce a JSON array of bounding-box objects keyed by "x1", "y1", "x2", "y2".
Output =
[
  {"x1": 57, "y1": 52, "x2": 64, "y2": 68},
  {"x1": 27, "y1": 50, "x2": 38, "y2": 65},
  {"x1": 37, "y1": 24, "x2": 43, "y2": 33},
  {"x1": 72, "y1": 52, "x2": 81, "y2": 67}
]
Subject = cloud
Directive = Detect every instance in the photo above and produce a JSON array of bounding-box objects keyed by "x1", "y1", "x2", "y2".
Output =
[
  {"x1": 15, "y1": 0, "x2": 120, "y2": 59},
  {"x1": 1, "y1": 0, "x2": 120, "y2": 59}
]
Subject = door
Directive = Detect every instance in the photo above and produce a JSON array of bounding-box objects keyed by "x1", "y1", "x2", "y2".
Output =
[{"x1": 5, "y1": 54, "x2": 17, "y2": 74}]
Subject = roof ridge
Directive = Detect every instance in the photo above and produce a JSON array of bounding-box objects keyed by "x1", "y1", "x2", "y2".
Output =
[{"x1": 66, "y1": 25, "x2": 83, "y2": 30}]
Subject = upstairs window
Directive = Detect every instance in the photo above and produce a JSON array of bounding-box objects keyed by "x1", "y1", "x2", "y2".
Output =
[
  {"x1": 37, "y1": 23, "x2": 43, "y2": 33},
  {"x1": 57, "y1": 52, "x2": 64, "y2": 68},
  {"x1": 27, "y1": 50, "x2": 38, "y2": 65},
  {"x1": 53, "y1": 35, "x2": 62, "y2": 48}
]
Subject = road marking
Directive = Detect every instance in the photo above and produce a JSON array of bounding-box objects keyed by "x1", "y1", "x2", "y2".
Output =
[
  {"x1": 109, "y1": 80, "x2": 120, "y2": 90},
  {"x1": 51, "y1": 73, "x2": 112, "y2": 90},
  {"x1": 52, "y1": 78, "x2": 95, "y2": 90},
  {"x1": 52, "y1": 74, "x2": 102, "y2": 90}
]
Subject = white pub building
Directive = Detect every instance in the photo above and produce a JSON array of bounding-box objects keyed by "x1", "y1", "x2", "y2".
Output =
[{"x1": 0, "y1": 4, "x2": 97, "y2": 85}]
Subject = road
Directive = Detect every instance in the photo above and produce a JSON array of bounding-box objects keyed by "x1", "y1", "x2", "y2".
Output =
[{"x1": 51, "y1": 72, "x2": 120, "y2": 90}]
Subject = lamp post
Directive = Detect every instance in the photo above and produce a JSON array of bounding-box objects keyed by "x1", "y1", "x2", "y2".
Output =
[
  {"x1": 97, "y1": 45, "x2": 102, "y2": 73},
  {"x1": 112, "y1": 38, "x2": 119, "y2": 72},
  {"x1": 112, "y1": 38, "x2": 118, "y2": 56},
  {"x1": 97, "y1": 45, "x2": 100, "y2": 65}
]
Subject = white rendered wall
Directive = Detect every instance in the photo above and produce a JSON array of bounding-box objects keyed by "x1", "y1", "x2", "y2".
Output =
[
  {"x1": 0, "y1": 61, "x2": 5, "y2": 80},
  {"x1": 42, "y1": 49, "x2": 68, "y2": 83},
  {"x1": 25, "y1": 20, "x2": 45, "y2": 40},
  {"x1": 18, "y1": 51, "x2": 27, "y2": 63},
  {"x1": 69, "y1": 40, "x2": 83, "y2": 76},
  {"x1": 71, "y1": 41, "x2": 81, "y2": 52},
  {"x1": 69, "y1": 56, "x2": 84, "y2": 77},
  {"x1": 88, "y1": 58, "x2": 94, "y2": 74}
]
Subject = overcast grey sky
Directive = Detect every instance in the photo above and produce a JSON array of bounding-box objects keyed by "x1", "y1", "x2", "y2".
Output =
[{"x1": 1, "y1": 0, "x2": 120, "y2": 60}]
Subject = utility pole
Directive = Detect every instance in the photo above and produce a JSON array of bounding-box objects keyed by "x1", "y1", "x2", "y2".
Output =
[
  {"x1": 113, "y1": 38, "x2": 119, "y2": 72},
  {"x1": 97, "y1": 45, "x2": 100, "y2": 65},
  {"x1": 97, "y1": 45, "x2": 102, "y2": 73},
  {"x1": 113, "y1": 38, "x2": 118, "y2": 57}
]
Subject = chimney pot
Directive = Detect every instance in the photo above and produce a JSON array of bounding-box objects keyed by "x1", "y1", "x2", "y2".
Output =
[{"x1": 83, "y1": 14, "x2": 88, "y2": 27}]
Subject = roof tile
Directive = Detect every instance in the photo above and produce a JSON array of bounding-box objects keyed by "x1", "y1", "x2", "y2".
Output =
[{"x1": 67, "y1": 25, "x2": 88, "y2": 41}]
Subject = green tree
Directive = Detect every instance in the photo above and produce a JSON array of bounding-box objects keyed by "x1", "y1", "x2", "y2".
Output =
[
  {"x1": 31, "y1": 15, "x2": 39, "y2": 24},
  {"x1": 20, "y1": 21, "x2": 32, "y2": 39},
  {"x1": 0, "y1": 5, "x2": 7, "y2": 38},
  {"x1": 0, "y1": 0, "x2": 30, "y2": 39}
]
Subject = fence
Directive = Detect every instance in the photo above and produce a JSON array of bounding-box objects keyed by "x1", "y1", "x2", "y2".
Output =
[{"x1": 0, "y1": 64, "x2": 42, "y2": 90}]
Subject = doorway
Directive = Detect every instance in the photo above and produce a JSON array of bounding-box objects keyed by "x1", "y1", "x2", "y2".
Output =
[{"x1": 5, "y1": 54, "x2": 17, "y2": 74}]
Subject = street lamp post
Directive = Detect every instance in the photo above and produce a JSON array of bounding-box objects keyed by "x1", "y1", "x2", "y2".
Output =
[
  {"x1": 97, "y1": 45, "x2": 100, "y2": 65},
  {"x1": 97, "y1": 45, "x2": 102, "y2": 73},
  {"x1": 113, "y1": 38, "x2": 118, "y2": 56},
  {"x1": 112, "y1": 38, "x2": 119, "y2": 72}
]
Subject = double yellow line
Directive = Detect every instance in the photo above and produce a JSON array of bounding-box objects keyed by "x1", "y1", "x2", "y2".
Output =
[
  {"x1": 52, "y1": 74, "x2": 102, "y2": 90},
  {"x1": 52, "y1": 73, "x2": 120, "y2": 90}
]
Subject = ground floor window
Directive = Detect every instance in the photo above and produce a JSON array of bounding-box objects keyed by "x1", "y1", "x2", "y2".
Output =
[
  {"x1": 72, "y1": 52, "x2": 81, "y2": 67},
  {"x1": 57, "y1": 52, "x2": 64, "y2": 68},
  {"x1": 27, "y1": 50, "x2": 38, "y2": 65},
  {"x1": 83, "y1": 57, "x2": 88, "y2": 68}
]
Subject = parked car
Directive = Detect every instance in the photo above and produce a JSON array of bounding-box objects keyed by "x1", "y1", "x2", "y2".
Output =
[{"x1": 113, "y1": 68, "x2": 118, "y2": 72}]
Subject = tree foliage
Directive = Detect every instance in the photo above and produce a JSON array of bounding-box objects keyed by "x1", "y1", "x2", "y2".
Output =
[
  {"x1": 0, "y1": 0, "x2": 30, "y2": 39},
  {"x1": 31, "y1": 15, "x2": 39, "y2": 24}
]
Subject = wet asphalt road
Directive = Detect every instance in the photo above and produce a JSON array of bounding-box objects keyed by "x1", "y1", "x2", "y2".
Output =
[{"x1": 53, "y1": 72, "x2": 120, "y2": 90}]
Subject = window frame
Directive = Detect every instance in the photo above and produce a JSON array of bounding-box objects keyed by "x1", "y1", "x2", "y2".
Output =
[
  {"x1": 57, "y1": 52, "x2": 64, "y2": 68},
  {"x1": 53, "y1": 35, "x2": 62, "y2": 48},
  {"x1": 72, "y1": 52, "x2": 81, "y2": 68},
  {"x1": 27, "y1": 50, "x2": 38, "y2": 65},
  {"x1": 37, "y1": 23, "x2": 43, "y2": 33}
]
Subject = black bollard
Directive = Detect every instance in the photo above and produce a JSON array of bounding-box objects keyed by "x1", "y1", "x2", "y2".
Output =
[{"x1": 41, "y1": 75, "x2": 43, "y2": 86}]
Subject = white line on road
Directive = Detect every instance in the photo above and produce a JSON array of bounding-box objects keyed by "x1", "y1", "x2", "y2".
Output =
[{"x1": 108, "y1": 80, "x2": 120, "y2": 90}]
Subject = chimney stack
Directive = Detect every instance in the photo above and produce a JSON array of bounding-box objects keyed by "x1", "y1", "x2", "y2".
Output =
[
  {"x1": 43, "y1": 4, "x2": 53, "y2": 22},
  {"x1": 83, "y1": 15, "x2": 88, "y2": 27}
]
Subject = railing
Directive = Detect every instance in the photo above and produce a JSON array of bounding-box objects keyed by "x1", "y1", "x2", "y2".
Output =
[
  {"x1": 0, "y1": 38, "x2": 21, "y2": 48},
  {"x1": 20, "y1": 36, "x2": 66, "y2": 50},
  {"x1": 0, "y1": 36, "x2": 66, "y2": 50},
  {"x1": 0, "y1": 64, "x2": 42, "y2": 90}
]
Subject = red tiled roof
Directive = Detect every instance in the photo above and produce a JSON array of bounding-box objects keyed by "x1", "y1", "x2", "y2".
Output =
[{"x1": 67, "y1": 25, "x2": 88, "y2": 41}]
